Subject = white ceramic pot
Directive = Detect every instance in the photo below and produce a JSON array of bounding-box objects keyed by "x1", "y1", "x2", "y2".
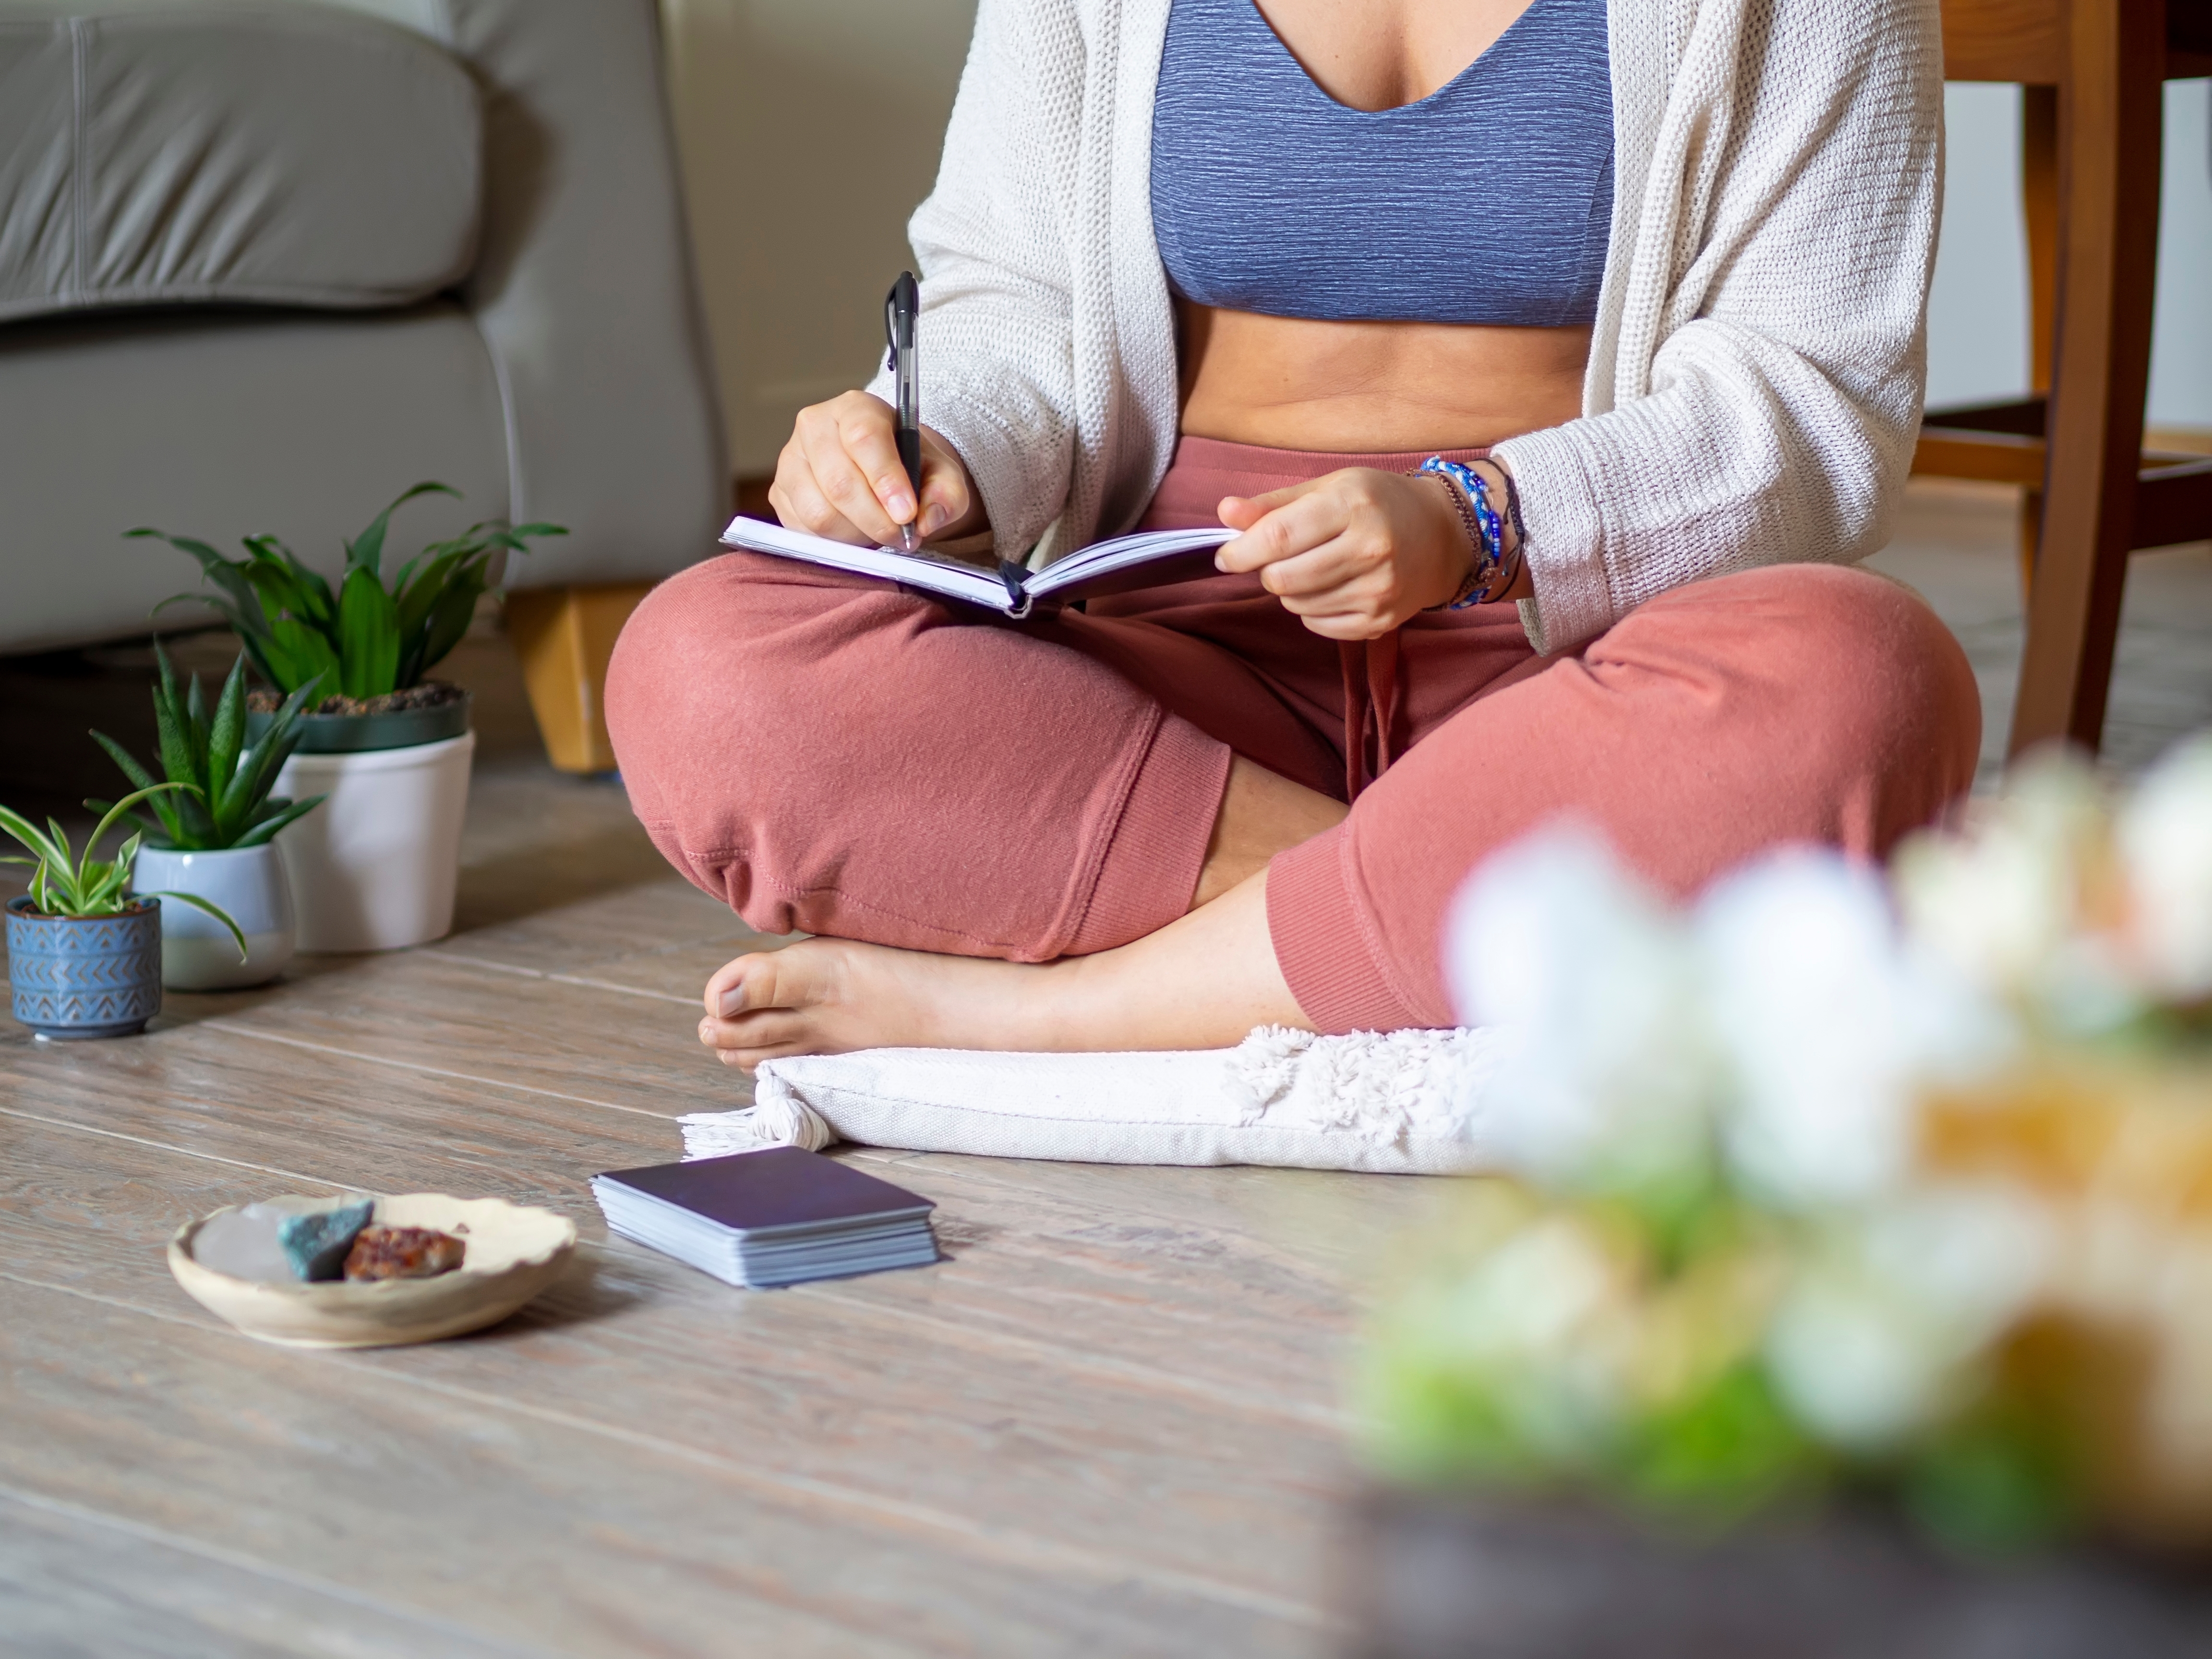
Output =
[
  {"x1": 132, "y1": 843, "x2": 296, "y2": 990},
  {"x1": 274, "y1": 731, "x2": 475, "y2": 953}
]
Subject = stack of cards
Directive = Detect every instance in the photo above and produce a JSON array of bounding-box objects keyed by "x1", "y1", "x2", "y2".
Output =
[{"x1": 591, "y1": 1147, "x2": 939, "y2": 1288}]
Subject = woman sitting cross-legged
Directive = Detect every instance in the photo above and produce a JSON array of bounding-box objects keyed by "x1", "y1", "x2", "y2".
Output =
[{"x1": 607, "y1": 0, "x2": 1979, "y2": 1070}]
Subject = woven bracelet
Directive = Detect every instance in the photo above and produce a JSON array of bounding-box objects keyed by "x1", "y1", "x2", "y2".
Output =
[{"x1": 1417, "y1": 457, "x2": 1505, "y2": 609}]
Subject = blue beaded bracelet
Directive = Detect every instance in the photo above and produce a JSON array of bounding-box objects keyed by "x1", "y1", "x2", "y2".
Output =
[{"x1": 1418, "y1": 456, "x2": 1507, "y2": 609}]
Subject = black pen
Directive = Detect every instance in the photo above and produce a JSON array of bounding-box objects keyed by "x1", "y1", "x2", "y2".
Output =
[{"x1": 885, "y1": 271, "x2": 922, "y2": 552}]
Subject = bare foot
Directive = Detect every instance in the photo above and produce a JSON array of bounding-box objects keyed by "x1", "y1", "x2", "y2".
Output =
[
  {"x1": 697, "y1": 937, "x2": 1075, "y2": 1071},
  {"x1": 697, "y1": 871, "x2": 1311, "y2": 1072}
]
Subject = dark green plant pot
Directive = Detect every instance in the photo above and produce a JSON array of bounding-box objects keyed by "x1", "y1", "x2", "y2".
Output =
[
  {"x1": 6, "y1": 896, "x2": 163, "y2": 1038},
  {"x1": 247, "y1": 691, "x2": 471, "y2": 755}
]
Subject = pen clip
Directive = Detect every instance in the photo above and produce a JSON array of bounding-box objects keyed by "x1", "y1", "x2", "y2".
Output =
[{"x1": 885, "y1": 271, "x2": 918, "y2": 353}]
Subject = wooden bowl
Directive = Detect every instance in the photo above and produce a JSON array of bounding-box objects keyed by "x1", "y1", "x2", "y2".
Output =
[{"x1": 168, "y1": 1193, "x2": 577, "y2": 1349}]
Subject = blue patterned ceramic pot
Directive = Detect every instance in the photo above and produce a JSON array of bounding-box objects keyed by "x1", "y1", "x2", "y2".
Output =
[{"x1": 6, "y1": 896, "x2": 163, "y2": 1039}]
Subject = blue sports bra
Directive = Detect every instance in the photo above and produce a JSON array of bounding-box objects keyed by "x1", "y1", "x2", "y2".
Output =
[{"x1": 1150, "y1": 0, "x2": 1615, "y2": 327}]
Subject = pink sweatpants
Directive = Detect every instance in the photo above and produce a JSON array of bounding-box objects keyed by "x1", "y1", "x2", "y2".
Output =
[{"x1": 605, "y1": 436, "x2": 1981, "y2": 1032}]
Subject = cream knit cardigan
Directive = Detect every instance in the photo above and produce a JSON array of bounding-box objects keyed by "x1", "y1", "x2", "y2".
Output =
[{"x1": 869, "y1": 0, "x2": 1944, "y2": 653}]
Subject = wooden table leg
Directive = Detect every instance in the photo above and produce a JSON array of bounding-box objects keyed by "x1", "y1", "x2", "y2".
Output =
[{"x1": 505, "y1": 583, "x2": 656, "y2": 774}]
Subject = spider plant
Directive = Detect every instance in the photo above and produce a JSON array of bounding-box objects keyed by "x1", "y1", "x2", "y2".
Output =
[
  {"x1": 1, "y1": 787, "x2": 248, "y2": 958},
  {"x1": 89, "y1": 643, "x2": 325, "y2": 851},
  {"x1": 130, "y1": 482, "x2": 566, "y2": 702}
]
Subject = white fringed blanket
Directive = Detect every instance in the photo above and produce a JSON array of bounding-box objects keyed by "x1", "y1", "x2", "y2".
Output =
[{"x1": 678, "y1": 1025, "x2": 1501, "y2": 1175}]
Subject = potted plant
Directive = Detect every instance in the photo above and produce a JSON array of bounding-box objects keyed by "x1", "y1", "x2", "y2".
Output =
[
  {"x1": 132, "y1": 484, "x2": 564, "y2": 952},
  {"x1": 90, "y1": 644, "x2": 326, "y2": 990},
  {"x1": 1346, "y1": 741, "x2": 2212, "y2": 1655},
  {"x1": 3, "y1": 787, "x2": 245, "y2": 1039}
]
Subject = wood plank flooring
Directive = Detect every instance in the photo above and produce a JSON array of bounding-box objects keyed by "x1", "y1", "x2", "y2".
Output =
[
  {"x1": 3, "y1": 481, "x2": 2208, "y2": 1655},
  {"x1": 0, "y1": 623, "x2": 1429, "y2": 1656}
]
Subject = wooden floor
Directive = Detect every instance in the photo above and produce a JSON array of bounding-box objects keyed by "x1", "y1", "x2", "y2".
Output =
[
  {"x1": 2, "y1": 481, "x2": 2209, "y2": 1656},
  {"x1": 1863, "y1": 479, "x2": 2212, "y2": 788},
  {"x1": 0, "y1": 630, "x2": 1422, "y2": 1658}
]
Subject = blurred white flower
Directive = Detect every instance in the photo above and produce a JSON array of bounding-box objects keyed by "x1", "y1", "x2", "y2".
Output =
[
  {"x1": 1893, "y1": 751, "x2": 2145, "y2": 1035},
  {"x1": 1765, "y1": 1185, "x2": 2050, "y2": 1453},
  {"x1": 1892, "y1": 752, "x2": 2102, "y2": 996},
  {"x1": 1698, "y1": 850, "x2": 2017, "y2": 1212},
  {"x1": 2118, "y1": 733, "x2": 2212, "y2": 1002},
  {"x1": 1368, "y1": 1197, "x2": 1639, "y2": 1472},
  {"x1": 1444, "y1": 823, "x2": 1722, "y2": 1198}
]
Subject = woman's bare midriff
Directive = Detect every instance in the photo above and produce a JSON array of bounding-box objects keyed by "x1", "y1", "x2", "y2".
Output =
[{"x1": 1175, "y1": 301, "x2": 1591, "y2": 453}]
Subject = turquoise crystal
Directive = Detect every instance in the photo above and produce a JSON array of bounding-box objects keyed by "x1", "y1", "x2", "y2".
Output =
[{"x1": 275, "y1": 1198, "x2": 375, "y2": 1281}]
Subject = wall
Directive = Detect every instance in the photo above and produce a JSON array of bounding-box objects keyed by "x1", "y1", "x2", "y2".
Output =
[
  {"x1": 660, "y1": 0, "x2": 977, "y2": 478},
  {"x1": 660, "y1": 7, "x2": 2212, "y2": 478},
  {"x1": 1928, "y1": 79, "x2": 2212, "y2": 431}
]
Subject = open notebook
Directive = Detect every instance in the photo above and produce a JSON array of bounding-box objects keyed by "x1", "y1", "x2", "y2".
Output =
[{"x1": 721, "y1": 515, "x2": 1235, "y2": 620}]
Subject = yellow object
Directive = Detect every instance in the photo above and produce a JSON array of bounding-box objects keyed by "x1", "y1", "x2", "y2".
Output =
[
  {"x1": 505, "y1": 583, "x2": 655, "y2": 774},
  {"x1": 1923, "y1": 1059, "x2": 2212, "y2": 1546}
]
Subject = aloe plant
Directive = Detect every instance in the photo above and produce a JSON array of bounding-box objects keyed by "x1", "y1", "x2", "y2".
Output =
[
  {"x1": 1, "y1": 787, "x2": 248, "y2": 957},
  {"x1": 130, "y1": 483, "x2": 566, "y2": 701},
  {"x1": 90, "y1": 643, "x2": 326, "y2": 852}
]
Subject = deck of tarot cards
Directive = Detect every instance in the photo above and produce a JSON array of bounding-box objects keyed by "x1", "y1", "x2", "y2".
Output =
[{"x1": 591, "y1": 1146, "x2": 939, "y2": 1288}]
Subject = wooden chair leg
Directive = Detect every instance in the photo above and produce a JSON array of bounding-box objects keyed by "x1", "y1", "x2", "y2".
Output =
[
  {"x1": 505, "y1": 583, "x2": 656, "y2": 774},
  {"x1": 2023, "y1": 85, "x2": 2060, "y2": 397},
  {"x1": 2007, "y1": 0, "x2": 2164, "y2": 757},
  {"x1": 2019, "y1": 85, "x2": 2056, "y2": 607},
  {"x1": 2018, "y1": 488, "x2": 2043, "y2": 600}
]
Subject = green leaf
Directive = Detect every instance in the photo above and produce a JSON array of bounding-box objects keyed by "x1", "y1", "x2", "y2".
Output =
[
  {"x1": 337, "y1": 565, "x2": 402, "y2": 698},
  {"x1": 0, "y1": 805, "x2": 70, "y2": 875},
  {"x1": 83, "y1": 783, "x2": 196, "y2": 880},
  {"x1": 150, "y1": 666, "x2": 203, "y2": 799},
  {"x1": 204, "y1": 654, "x2": 249, "y2": 840},
  {"x1": 131, "y1": 529, "x2": 272, "y2": 640},
  {"x1": 85, "y1": 804, "x2": 172, "y2": 848},
  {"x1": 346, "y1": 481, "x2": 457, "y2": 579},
  {"x1": 268, "y1": 617, "x2": 343, "y2": 702},
  {"x1": 217, "y1": 675, "x2": 323, "y2": 832},
  {"x1": 1903, "y1": 1403, "x2": 2076, "y2": 1557},
  {"x1": 242, "y1": 535, "x2": 336, "y2": 627},
  {"x1": 90, "y1": 730, "x2": 161, "y2": 796},
  {"x1": 152, "y1": 595, "x2": 282, "y2": 684},
  {"x1": 153, "y1": 634, "x2": 185, "y2": 726},
  {"x1": 413, "y1": 575, "x2": 484, "y2": 682},
  {"x1": 232, "y1": 793, "x2": 326, "y2": 847},
  {"x1": 394, "y1": 545, "x2": 476, "y2": 643},
  {"x1": 84, "y1": 831, "x2": 141, "y2": 910},
  {"x1": 240, "y1": 560, "x2": 317, "y2": 631},
  {"x1": 184, "y1": 668, "x2": 211, "y2": 760},
  {"x1": 142, "y1": 888, "x2": 250, "y2": 961},
  {"x1": 151, "y1": 588, "x2": 251, "y2": 637}
]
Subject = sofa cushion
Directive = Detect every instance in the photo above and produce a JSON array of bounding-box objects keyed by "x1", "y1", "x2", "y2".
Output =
[{"x1": 0, "y1": 4, "x2": 481, "y2": 323}]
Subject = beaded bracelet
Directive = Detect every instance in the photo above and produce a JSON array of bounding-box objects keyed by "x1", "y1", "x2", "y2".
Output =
[{"x1": 1418, "y1": 456, "x2": 1513, "y2": 609}]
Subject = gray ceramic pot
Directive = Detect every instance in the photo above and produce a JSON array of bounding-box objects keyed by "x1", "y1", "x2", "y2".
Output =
[
  {"x1": 132, "y1": 843, "x2": 294, "y2": 990},
  {"x1": 6, "y1": 896, "x2": 163, "y2": 1038}
]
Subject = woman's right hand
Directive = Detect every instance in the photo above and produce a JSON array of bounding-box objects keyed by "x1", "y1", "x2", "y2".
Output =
[{"x1": 768, "y1": 391, "x2": 985, "y2": 547}]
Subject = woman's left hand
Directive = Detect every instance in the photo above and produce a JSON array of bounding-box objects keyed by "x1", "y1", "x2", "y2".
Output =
[{"x1": 1214, "y1": 468, "x2": 1479, "y2": 640}]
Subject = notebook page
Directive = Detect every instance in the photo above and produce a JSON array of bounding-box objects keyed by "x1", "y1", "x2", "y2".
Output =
[
  {"x1": 1027, "y1": 527, "x2": 1235, "y2": 596},
  {"x1": 721, "y1": 516, "x2": 1011, "y2": 610}
]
